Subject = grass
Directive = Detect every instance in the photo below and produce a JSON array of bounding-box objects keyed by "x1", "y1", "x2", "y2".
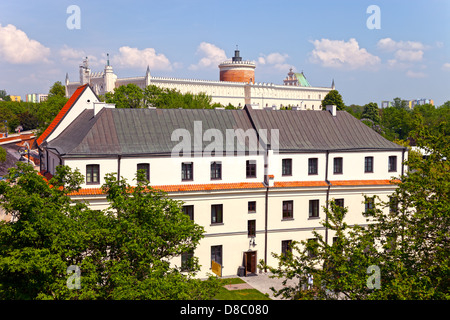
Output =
[{"x1": 213, "y1": 278, "x2": 271, "y2": 300}]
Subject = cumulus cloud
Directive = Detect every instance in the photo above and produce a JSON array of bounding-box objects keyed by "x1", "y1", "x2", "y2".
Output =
[
  {"x1": 377, "y1": 38, "x2": 426, "y2": 52},
  {"x1": 377, "y1": 38, "x2": 426, "y2": 68},
  {"x1": 189, "y1": 42, "x2": 227, "y2": 70},
  {"x1": 309, "y1": 38, "x2": 380, "y2": 70},
  {"x1": 442, "y1": 62, "x2": 450, "y2": 71},
  {"x1": 112, "y1": 46, "x2": 172, "y2": 71},
  {"x1": 0, "y1": 24, "x2": 50, "y2": 64},
  {"x1": 258, "y1": 52, "x2": 290, "y2": 71}
]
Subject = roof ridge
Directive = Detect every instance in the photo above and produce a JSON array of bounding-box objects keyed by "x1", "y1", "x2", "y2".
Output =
[{"x1": 36, "y1": 84, "x2": 89, "y2": 146}]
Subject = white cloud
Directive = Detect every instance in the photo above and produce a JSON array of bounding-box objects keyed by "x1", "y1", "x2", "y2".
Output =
[
  {"x1": 309, "y1": 38, "x2": 380, "y2": 70},
  {"x1": 257, "y1": 52, "x2": 290, "y2": 71},
  {"x1": 189, "y1": 42, "x2": 227, "y2": 70},
  {"x1": 0, "y1": 24, "x2": 50, "y2": 64},
  {"x1": 406, "y1": 70, "x2": 427, "y2": 78},
  {"x1": 112, "y1": 46, "x2": 172, "y2": 71},
  {"x1": 442, "y1": 62, "x2": 450, "y2": 71},
  {"x1": 377, "y1": 38, "x2": 426, "y2": 52},
  {"x1": 394, "y1": 49, "x2": 424, "y2": 62}
]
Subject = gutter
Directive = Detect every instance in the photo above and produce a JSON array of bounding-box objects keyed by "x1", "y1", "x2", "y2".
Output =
[{"x1": 325, "y1": 150, "x2": 331, "y2": 244}]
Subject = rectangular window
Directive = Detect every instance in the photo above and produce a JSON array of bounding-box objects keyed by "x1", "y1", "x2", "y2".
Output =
[
  {"x1": 365, "y1": 197, "x2": 374, "y2": 213},
  {"x1": 365, "y1": 156, "x2": 374, "y2": 173},
  {"x1": 211, "y1": 204, "x2": 223, "y2": 224},
  {"x1": 281, "y1": 240, "x2": 292, "y2": 257},
  {"x1": 282, "y1": 158, "x2": 292, "y2": 176},
  {"x1": 335, "y1": 198, "x2": 344, "y2": 208},
  {"x1": 248, "y1": 201, "x2": 256, "y2": 213},
  {"x1": 210, "y1": 161, "x2": 222, "y2": 180},
  {"x1": 137, "y1": 163, "x2": 150, "y2": 182},
  {"x1": 181, "y1": 250, "x2": 194, "y2": 271},
  {"x1": 388, "y1": 156, "x2": 397, "y2": 172},
  {"x1": 307, "y1": 238, "x2": 318, "y2": 258},
  {"x1": 308, "y1": 158, "x2": 318, "y2": 175},
  {"x1": 389, "y1": 196, "x2": 398, "y2": 214},
  {"x1": 333, "y1": 157, "x2": 343, "y2": 174},
  {"x1": 246, "y1": 160, "x2": 256, "y2": 178},
  {"x1": 309, "y1": 199, "x2": 319, "y2": 218},
  {"x1": 86, "y1": 164, "x2": 100, "y2": 184},
  {"x1": 211, "y1": 245, "x2": 222, "y2": 266},
  {"x1": 182, "y1": 205, "x2": 194, "y2": 220},
  {"x1": 248, "y1": 220, "x2": 256, "y2": 237},
  {"x1": 282, "y1": 200, "x2": 294, "y2": 219},
  {"x1": 182, "y1": 162, "x2": 193, "y2": 181}
]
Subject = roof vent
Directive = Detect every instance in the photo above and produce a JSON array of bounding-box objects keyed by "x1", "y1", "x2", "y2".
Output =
[{"x1": 326, "y1": 105, "x2": 337, "y2": 117}]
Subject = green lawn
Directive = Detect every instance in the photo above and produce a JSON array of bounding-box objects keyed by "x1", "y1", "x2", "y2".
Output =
[{"x1": 214, "y1": 278, "x2": 271, "y2": 300}]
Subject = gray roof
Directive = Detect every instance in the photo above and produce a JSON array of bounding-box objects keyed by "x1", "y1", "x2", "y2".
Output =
[
  {"x1": 247, "y1": 108, "x2": 404, "y2": 152},
  {"x1": 47, "y1": 106, "x2": 404, "y2": 158}
]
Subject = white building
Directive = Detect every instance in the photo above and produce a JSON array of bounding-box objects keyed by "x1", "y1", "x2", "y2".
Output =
[
  {"x1": 37, "y1": 84, "x2": 407, "y2": 278},
  {"x1": 65, "y1": 50, "x2": 334, "y2": 110}
]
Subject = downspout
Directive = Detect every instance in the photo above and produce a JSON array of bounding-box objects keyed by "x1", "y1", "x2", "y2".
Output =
[
  {"x1": 325, "y1": 150, "x2": 331, "y2": 245},
  {"x1": 117, "y1": 155, "x2": 122, "y2": 181},
  {"x1": 263, "y1": 143, "x2": 271, "y2": 272}
]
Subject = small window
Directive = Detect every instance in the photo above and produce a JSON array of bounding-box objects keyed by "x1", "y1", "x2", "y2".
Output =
[
  {"x1": 182, "y1": 205, "x2": 194, "y2": 220},
  {"x1": 308, "y1": 158, "x2": 318, "y2": 175},
  {"x1": 388, "y1": 156, "x2": 397, "y2": 172},
  {"x1": 282, "y1": 200, "x2": 293, "y2": 219},
  {"x1": 211, "y1": 204, "x2": 223, "y2": 224},
  {"x1": 333, "y1": 157, "x2": 343, "y2": 174},
  {"x1": 211, "y1": 245, "x2": 222, "y2": 266},
  {"x1": 210, "y1": 161, "x2": 222, "y2": 180},
  {"x1": 86, "y1": 164, "x2": 100, "y2": 184},
  {"x1": 365, "y1": 156, "x2": 374, "y2": 173},
  {"x1": 248, "y1": 220, "x2": 256, "y2": 237},
  {"x1": 307, "y1": 238, "x2": 318, "y2": 258},
  {"x1": 248, "y1": 201, "x2": 256, "y2": 213},
  {"x1": 137, "y1": 163, "x2": 150, "y2": 182},
  {"x1": 335, "y1": 198, "x2": 344, "y2": 208},
  {"x1": 281, "y1": 240, "x2": 292, "y2": 257},
  {"x1": 309, "y1": 199, "x2": 319, "y2": 218},
  {"x1": 181, "y1": 250, "x2": 194, "y2": 271},
  {"x1": 365, "y1": 197, "x2": 374, "y2": 213},
  {"x1": 182, "y1": 162, "x2": 193, "y2": 181},
  {"x1": 246, "y1": 160, "x2": 256, "y2": 178},
  {"x1": 282, "y1": 158, "x2": 292, "y2": 176}
]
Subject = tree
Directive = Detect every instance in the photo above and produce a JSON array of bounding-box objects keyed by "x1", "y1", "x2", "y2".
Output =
[
  {"x1": 393, "y1": 97, "x2": 408, "y2": 110},
  {"x1": 361, "y1": 102, "x2": 380, "y2": 125},
  {"x1": 0, "y1": 163, "x2": 220, "y2": 299},
  {"x1": 321, "y1": 90, "x2": 345, "y2": 111},
  {"x1": 48, "y1": 81, "x2": 66, "y2": 98},
  {"x1": 0, "y1": 90, "x2": 11, "y2": 101},
  {"x1": 105, "y1": 83, "x2": 144, "y2": 109},
  {"x1": 262, "y1": 119, "x2": 450, "y2": 299}
]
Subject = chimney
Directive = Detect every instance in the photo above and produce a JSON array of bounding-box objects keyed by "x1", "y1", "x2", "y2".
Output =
[
  {"x1": 326, "y1": 105, "x2": 337, "y2": 117},
  {"x1": 94, "y1": 102, "x2": 115, "y2": 116}
]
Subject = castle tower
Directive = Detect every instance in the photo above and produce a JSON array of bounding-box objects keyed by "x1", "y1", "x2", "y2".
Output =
[
  {"x1": 219, "y1": 47, "x2": 256, "y2": 83},
  {"x1": 79, "y1": 57, "x2": 91, "y2": 85},
  {"x1": 103, "y1": 53, "x2": 117, "y2": 93}
]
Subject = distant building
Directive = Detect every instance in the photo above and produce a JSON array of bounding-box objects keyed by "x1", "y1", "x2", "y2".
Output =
[
  {"x1": 9, "y1": 95, "x2": 21, "y2": 102},
  {"x1": 381, "y1": 98, "x2": 434, "y2": 109},
  {"x1": 26, "y1": 93, "x2": 48, "y2": 103},
  {"x1": 65, "y1": 49, "x2": 334, "y2": 110}
]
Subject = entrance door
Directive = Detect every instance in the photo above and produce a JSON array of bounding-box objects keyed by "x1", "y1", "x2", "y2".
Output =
[{"x1": 244, "y1": 251, "x2": 257, "y2": 275}]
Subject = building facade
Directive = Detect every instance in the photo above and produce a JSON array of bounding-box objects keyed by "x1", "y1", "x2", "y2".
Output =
[
  {"x1": 65, "y1": 50, "x2": 333, "y2": 110},
  {"x1": 38, "y1": 85, "x2": 407, "y2": 278}
]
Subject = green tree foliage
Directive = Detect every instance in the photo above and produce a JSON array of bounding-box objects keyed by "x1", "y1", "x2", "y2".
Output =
[
  {"x1": 321, "y1": 90, "x2": 345, "y2": 111},
  {"x1": 261, "y1": 121, "x2": 450, "y2": 300},
  {"x1": 0, "y1": 163, "x2": 220, "y2": 299},
  {"x1": 361, "y1": 102, "x2": 380, "y2": 125},
  {"x1": 48, "y1": 81, "x2": 66, "y2": 98},
  {"x1": 106, "y1": 84, "x2": 216, "y2": 109}
]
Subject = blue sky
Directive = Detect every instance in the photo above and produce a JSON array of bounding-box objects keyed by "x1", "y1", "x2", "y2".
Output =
[{"x1": 0, "y1": 0, "x2": 449, "y2": 106}]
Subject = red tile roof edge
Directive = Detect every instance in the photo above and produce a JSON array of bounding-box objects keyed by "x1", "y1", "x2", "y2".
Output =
[
  {"x1": 36, "y1": 84, "x2": 88, "y2": 146},
  {"x1": 67, "y1": 179, "x2": 399, "y2": 196}
]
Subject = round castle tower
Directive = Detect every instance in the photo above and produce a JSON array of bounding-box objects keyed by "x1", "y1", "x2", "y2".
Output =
[{"x1": 219, "y1": 48, "x2": 256, "y2": 84}]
